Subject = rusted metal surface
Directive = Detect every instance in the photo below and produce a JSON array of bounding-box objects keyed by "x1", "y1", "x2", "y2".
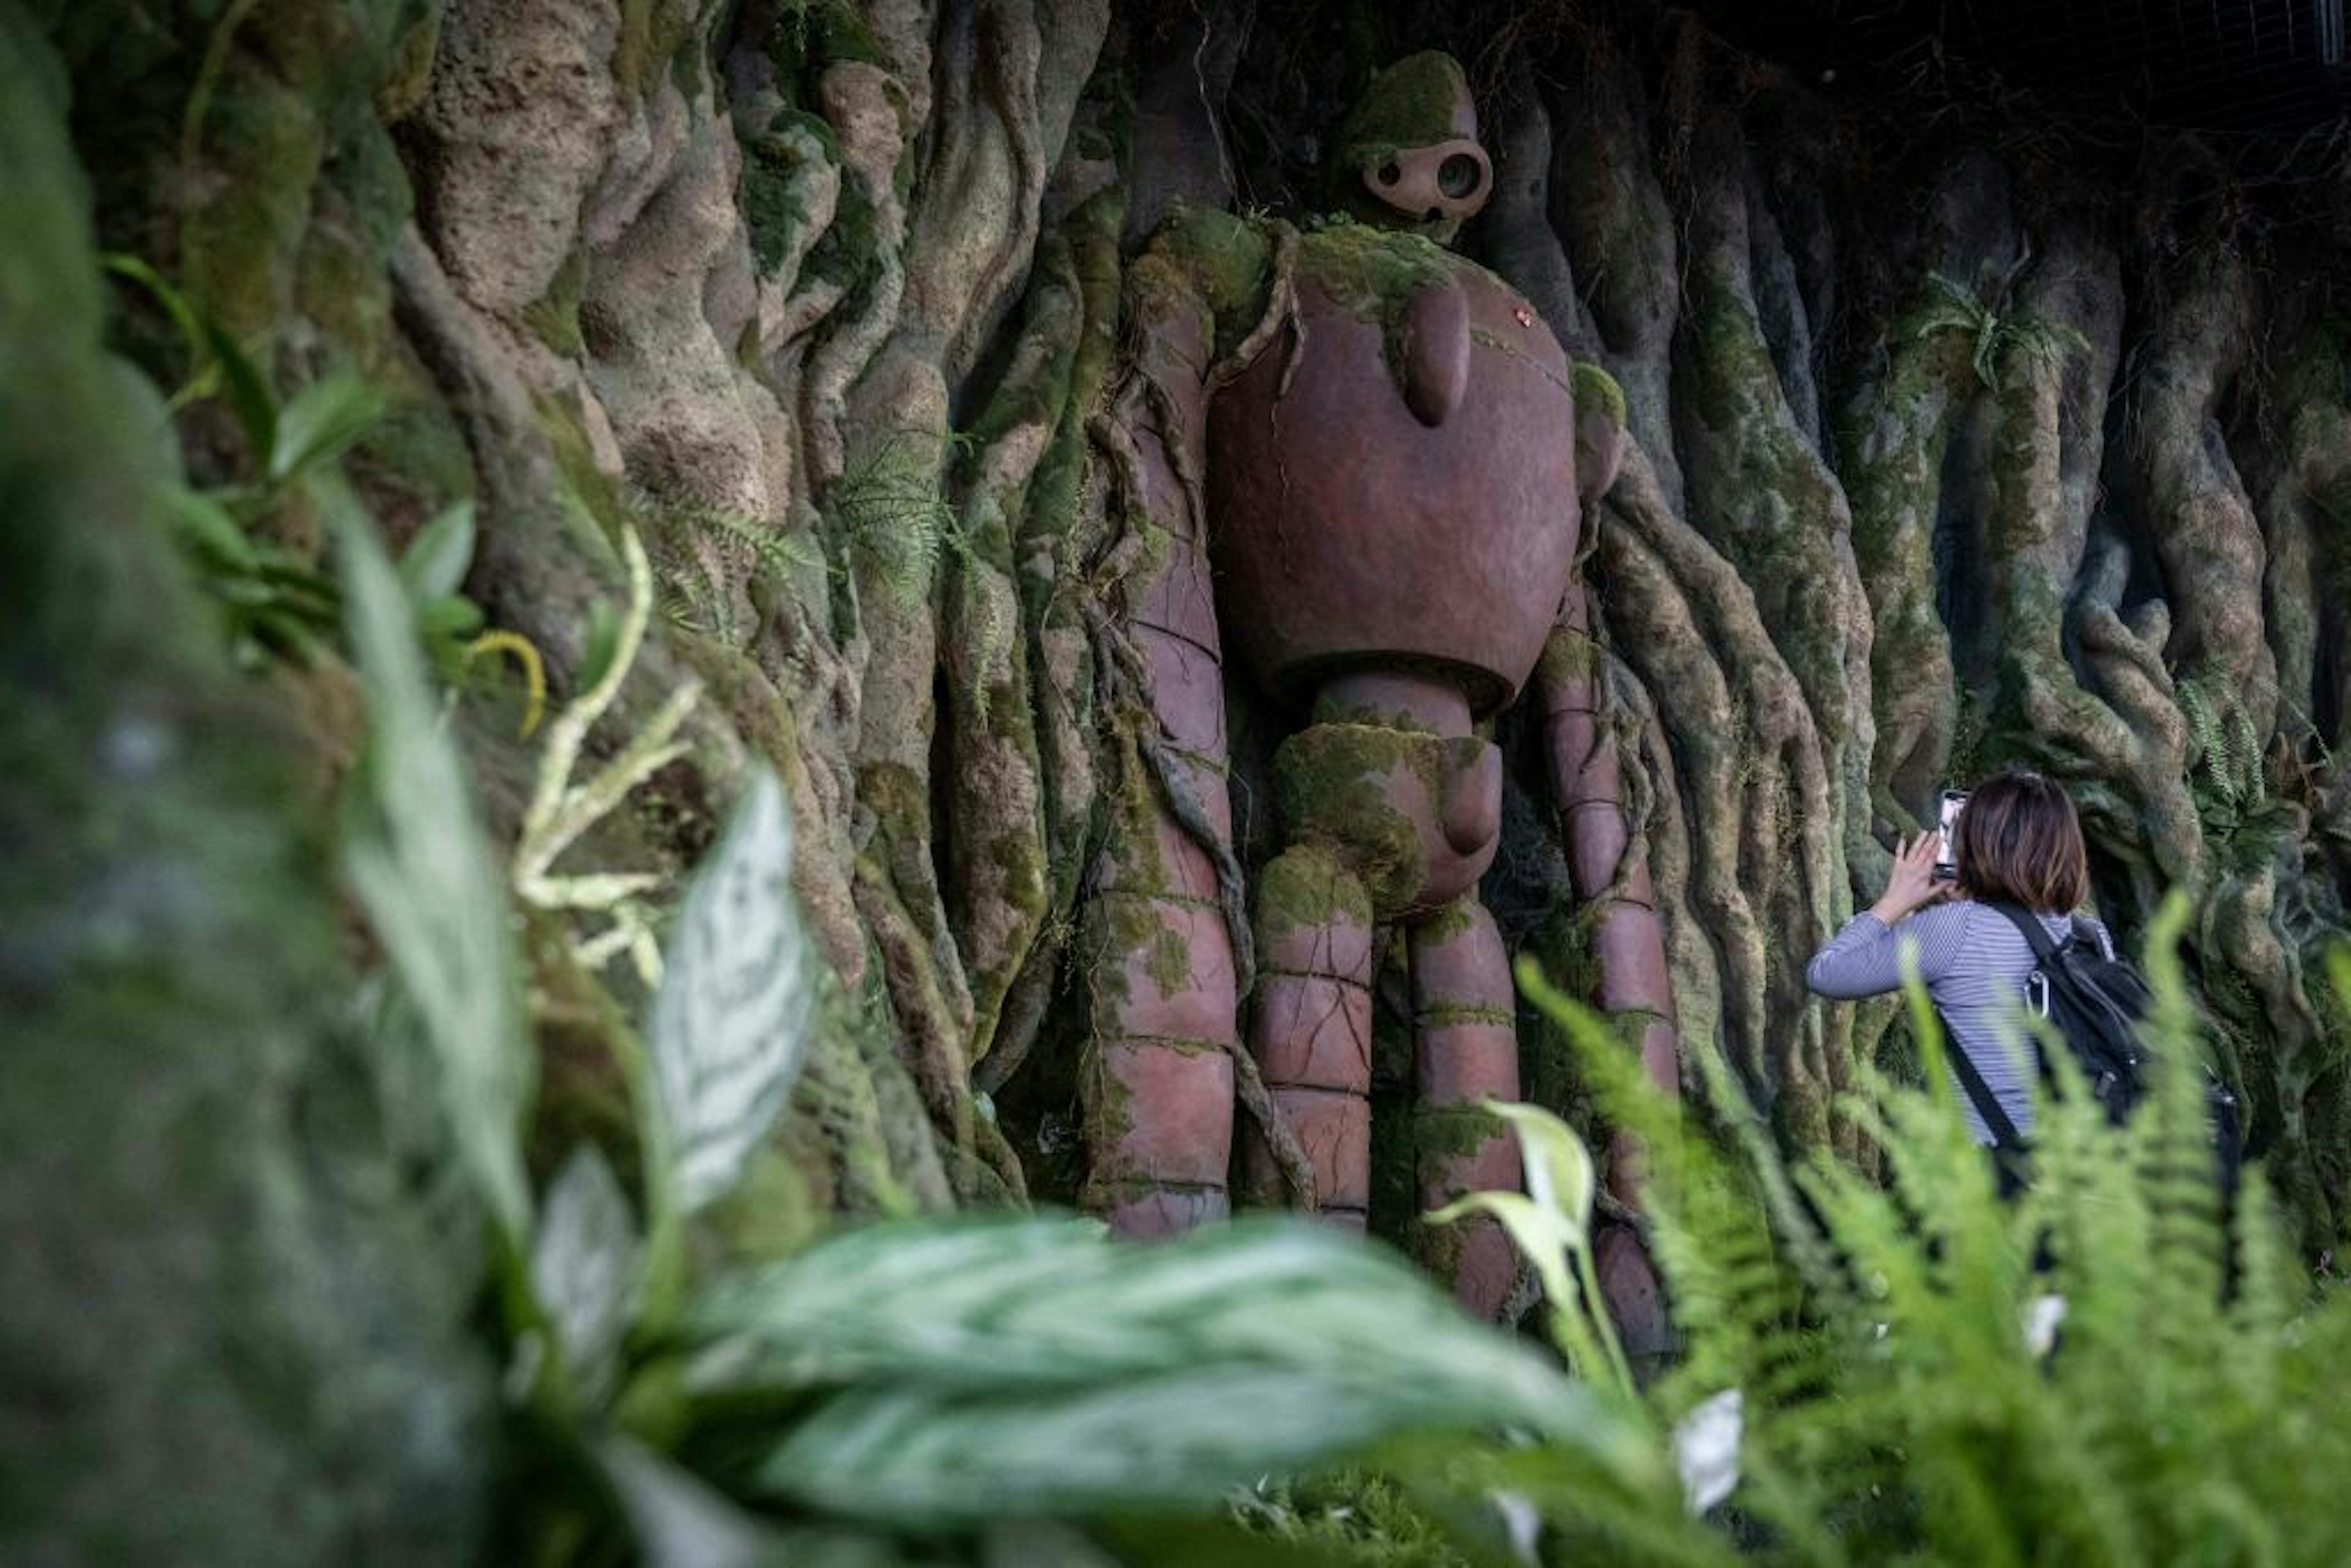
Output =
[
  {"x1": 1206, "y1": 268, "x2": 1584, "y2": 718},
  {"x1": 1411, "y1": 899, "x2": 1523, "y2": 1318},
  {"x1": 1540, "y1": 583, "x2": 1682, "y2": 1357},
  {"x1": 1241, "y1": 847, "x2": 1377, "y2": 1222}
]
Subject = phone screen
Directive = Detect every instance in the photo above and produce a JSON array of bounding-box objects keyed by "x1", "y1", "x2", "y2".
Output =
[{"x1": 1935, "y1": 790, "x2": 1967, "y2": 880}]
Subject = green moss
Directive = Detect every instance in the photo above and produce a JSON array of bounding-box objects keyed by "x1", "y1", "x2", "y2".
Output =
[
  {"x1": 375, "y1": 3, "x2": 440, "y2": 122},
  {"x1": 1412, "y1": 1102, "x2": 1505, "y2": 1163},
  {"x1": 1415, "y1": 1002, "x2": 1515, "y2": 1029},
  {"x1": 804, "y1": 163, "x2": 880, "y2": 293},
  {"x1": 1144, "y1": 920, "x2": 1193, "y2": 994},
  {"x1": 1294, "y1": 221, "x2": 1490, "y2": 396},
  {"x1": 1413, "y1": 896, "x2": 1482, "y2": 944},
  {"x1": 1143, "y1": 202, "x2": 1273, "y2": 359},
  {"x1": 1537, "y1": 624, "x2": 1599, "y2": 689},
  {"x1": 1253, "y1": 842, "x2": 1372, "y2": 949},
  {"x1": 1299, "y1": 220, "x2": 1452, "y2": 318},
  {"x1": 531, "y1": 391, "x2": 636, "y2": 569},
  {"x1": 1270, "y1": 726, "x2": 1456, "y2": 917},
  {"x1": 182, "y1": 75, "x2": 327, "y2": 343},
  {"x1": 1571, "y1": 361, "x2": 1628, "y2": 430},
  {"x1": 741, "y1": 110, "x2": 838, "y2": 278},
  {"x1": 1325, "y1": 50, "x2": 1469, "y2": 192},
  {"x1": 522, "y1": 246, "x2": 586, "y2": 358},
  {"x1": 615, "y1": 0, "x2": 691, "y2": 99}
]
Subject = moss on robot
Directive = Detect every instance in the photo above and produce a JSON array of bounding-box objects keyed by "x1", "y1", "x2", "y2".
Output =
[
  {"x1": 1410, "y1": 895, "x2": 1483, "y2": 946},
  {"x1": 1415, "y1": 1002, "x2": 1516, "y2": 1029},
  {"x1": 1253, "y1": 842, "x2": 1374, "y2": 948},
  {"x1": 1572, "y1": 361, "x2": 1629, "y2": 430},
  {"x1": 1139, "y1": 203, "x2": 1275, "y2": 362},
  {"x1": 1537, "y1": 622, "x2": 1600, "y2": 689},
  {"x1": 1325, "y1": 50, "x2": 1471, "y2": 193},
  {"x1": 1299, "y1": 219, "x2": 1453, "y2": 320},
  {"x1": 1297, "y1": 220, "x2": 1485, "y2": 403},
  {"x1": 1411, "y1": 1102, "x2": 1507, "y2": 1164},
  {"x1": 1271, "y1": 725, "x2": 1455, "y2": 917},
  {"x1": 1405, "y1": 1103, "x2": 1512, "y2": 1280}
]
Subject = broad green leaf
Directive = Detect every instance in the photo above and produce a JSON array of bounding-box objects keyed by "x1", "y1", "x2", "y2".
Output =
[
  {"x1": 755, "y1": 1365, "x2": 1605, "y2": 1528},
  {"x1": 1428, "y1": 1112, "x2": 1631, "y2": 1397},
  {"x1": 647, "y1": 767, "x2": 814, "y2": 1212},
  {"x1": 160, "y1": 484, "x2": 258, "y2": 571},
  {"x1": 270, "y1": 371, "x2": 385, "y2": 482},
  {"x1": 531, "y1": 1145, "x2": 638, "y2": 1396},
  {"x1": 397, "y1": 498, "x2": 477, "y2": 602},
  {"x1": 331, "y1": 479, "x2": 533, "y2": 1239},
  {"x1": 686, "y1": 1216, "x2": 1644, "y2": 1506},
  {"x1": 414, "y1": 593, "x2": 486, "y2": 644},
  {"x1": 577, "y1": 596, "x2": 626, "y2": 693},
  {"x1": 200, "y1": 318, "x2": 278, "y2": 457}
]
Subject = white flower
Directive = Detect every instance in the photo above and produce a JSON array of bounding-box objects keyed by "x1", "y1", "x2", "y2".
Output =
[
  {"x1": 1491, "y1": 1490, "x2": 1541, "y2": 1566},
  {"x1": 1673, "y1": 1389, "x2": 1744, "y2": 1514},
  {"x1": 2023, "y1": 1293, "x2": 2068, "y2": 1358}
]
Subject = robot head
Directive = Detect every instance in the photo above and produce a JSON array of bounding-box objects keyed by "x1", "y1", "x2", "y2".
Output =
[{"x1": 1327, "y1": 52, "x2": 1491, "y2": 244}]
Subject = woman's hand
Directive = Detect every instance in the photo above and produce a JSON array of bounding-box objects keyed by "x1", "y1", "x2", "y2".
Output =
[{"x1": 1869, "y1": 833, "x2": 1948, "y2": 926}]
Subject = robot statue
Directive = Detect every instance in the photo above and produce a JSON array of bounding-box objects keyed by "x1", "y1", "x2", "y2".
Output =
[{"x1": 1080, "y1": 51, "x2": 1681, "y2": 1332}]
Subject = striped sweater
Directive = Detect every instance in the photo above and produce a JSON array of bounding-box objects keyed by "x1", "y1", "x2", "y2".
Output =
[{"x1": 1805, "y1": 899, "x2": 2113, "y2": 1146}]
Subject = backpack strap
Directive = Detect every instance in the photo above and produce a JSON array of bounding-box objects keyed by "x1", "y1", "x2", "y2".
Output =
[
  {"x1": 1937, "y1": 1008, "x2": 2027, "y2": 1152},
  {"x1": 2068, "y1": 914, "x2": 2113, "y2": 959},
  {"x1": 1986, "y1": 900, "x2": 2062, "y2": 961}
]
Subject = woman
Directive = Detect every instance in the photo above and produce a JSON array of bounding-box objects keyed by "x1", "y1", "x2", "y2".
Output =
[{"x1": 1805, "y1": 769, "x2": 2113, "y2": 1149}]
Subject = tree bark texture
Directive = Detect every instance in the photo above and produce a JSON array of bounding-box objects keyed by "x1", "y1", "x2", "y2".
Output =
[{"x1": 24, "y1": 0, "x2": 2351, "y2": 1374}]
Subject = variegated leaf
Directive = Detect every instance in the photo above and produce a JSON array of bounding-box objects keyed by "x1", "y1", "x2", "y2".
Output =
[
  {"x1": 531, "y1": 1145, "x2": 638, "y2": 1393},
  {"x1": 647, "y1": 767, "x2": 813, "y2": 1212},
  {"x1": 333, "y1": 483, "x2": 532, "y2": 1239}
]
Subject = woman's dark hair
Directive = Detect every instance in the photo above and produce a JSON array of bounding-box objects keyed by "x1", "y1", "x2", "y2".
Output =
[{"x1": 1954, "y1": 768, "x2": 2090, "y2": 912}]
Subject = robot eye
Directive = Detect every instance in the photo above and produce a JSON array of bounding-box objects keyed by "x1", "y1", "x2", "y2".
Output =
[
  {"x1": 1438, "y1": 153, "x2": 1482, "y2": 198},
  {"x1": 1378, "y1": 160, "x2": 1402, "y2": 186}
]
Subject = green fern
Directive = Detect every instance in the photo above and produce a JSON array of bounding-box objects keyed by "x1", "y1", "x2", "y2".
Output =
[
  {"x1": 825, "y1": 429, "x2": 964, "y2": 599},
  {"x1": 2179, "y1": 676, "x2": 2269, "y2": 839},
  {"x1": 1913, "y1": 261, "x2": 2090, "y2": 393},
  {"x1": 1488, "y1": 893, "x2": 2351, "y2": 1564},
  {"x1": 822, "y1": 429, "x2": 1010, "y2": 724},
  {"x1": 634, "y1": 486, "x2": 825, "y2": 648}
]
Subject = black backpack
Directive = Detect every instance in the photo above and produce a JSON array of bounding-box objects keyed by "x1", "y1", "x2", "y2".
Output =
[{"x1": 1944, "y1": 903, "x2": 2244, "y2": 1191}]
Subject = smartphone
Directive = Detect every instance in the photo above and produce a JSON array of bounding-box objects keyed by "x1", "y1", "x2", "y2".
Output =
[{"x1": 1933, "y1": 789, "x2": 1967, "y2": 882}]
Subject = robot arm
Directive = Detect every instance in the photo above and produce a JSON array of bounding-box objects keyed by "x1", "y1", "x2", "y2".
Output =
[
  {"x1": 1534, "y1": 365, "x2": 1681, "y2": 1358},
  {"x1": 1078, "y1": 208, "x2": 1284, "y2": 1235}
]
